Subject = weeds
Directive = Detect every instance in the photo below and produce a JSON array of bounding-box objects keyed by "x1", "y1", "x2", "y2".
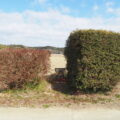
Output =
[
  {"x1": 42, "y1": 104, "x2": 50, "y2": 108},
  {"x1": 115, "y1": 94, "x2": 120, "y2": 99}
]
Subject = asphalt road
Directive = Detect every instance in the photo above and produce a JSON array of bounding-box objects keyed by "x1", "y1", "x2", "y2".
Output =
[{"x1": 0, "y1": 107, "x2": 120, "y2": 120}]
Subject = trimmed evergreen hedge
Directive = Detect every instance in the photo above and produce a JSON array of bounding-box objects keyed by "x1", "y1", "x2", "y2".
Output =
[{"x1": 64, "y1": 30, "x2": 120, "y2": 92}]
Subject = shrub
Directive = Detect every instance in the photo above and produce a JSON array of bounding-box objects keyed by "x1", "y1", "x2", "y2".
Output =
[
  {"x1": 64, "y1": 29, "x2": 120, "y2": 92},
  {"x1": 0, "y1": 48, "x2": 50, "y2": 90}
]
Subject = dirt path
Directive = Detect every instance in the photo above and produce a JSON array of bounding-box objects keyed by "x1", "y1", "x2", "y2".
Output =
[{"x1": 0, "y1": 107, "x2": 120, "y2": 120}]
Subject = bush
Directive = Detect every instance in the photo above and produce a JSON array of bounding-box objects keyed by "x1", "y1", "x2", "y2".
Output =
[
  {"x1": 0, "y1": 48, "x2": 50, "y2": 90},
  {"x1": 64, "y1": 29, "x2": 120, "y2": 92}
]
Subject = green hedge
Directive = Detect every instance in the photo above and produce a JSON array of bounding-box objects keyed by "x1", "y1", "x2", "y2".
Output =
[{"x1": 64, "y1": 29, "x2": 120, "y2": 92}]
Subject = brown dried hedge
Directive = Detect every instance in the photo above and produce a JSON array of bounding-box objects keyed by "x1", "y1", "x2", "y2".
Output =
[{"x1": 0, "y1": 48, "x2": 50, "y2": 90}]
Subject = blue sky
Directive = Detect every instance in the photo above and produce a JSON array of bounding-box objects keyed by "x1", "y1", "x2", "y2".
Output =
[
  {"x1": 0, "y1": 0, "x2": 120, "y2": 47},
  {"x1": 0, "y1": 0, "x2": 118, "y2": 17}
]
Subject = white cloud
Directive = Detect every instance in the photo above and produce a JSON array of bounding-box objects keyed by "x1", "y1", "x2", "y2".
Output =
[
  {"x1": 107, "y1": 7, "x2": 120, "y2": 16},
  {"x1": 59, "y1": 5, "x2": 71, "y2": 14},
  {"x1": 106, "y1": 1, "x2": 114, "y2": 7},
  {"x1": 38, "y1": 0, "x2": 47, "y2": 4},
  {"x1": 93, "y1": 5, "x2": 99, "y2": 11},
  {"x1": 0, "y1": 10, "x2": 120, "y2": 47},
  {"x1": 105, "y1": 1, "x2": 119, "y2": 15},
  {"x1": 31, "y1": 0, "x2": 48, "y2": 7},
  {"x1": 107, "y1": 7, "x2": 114, "y2": 13},
  {"x1": 31, "y1": 0, "x2": 71, "y2": 14}
]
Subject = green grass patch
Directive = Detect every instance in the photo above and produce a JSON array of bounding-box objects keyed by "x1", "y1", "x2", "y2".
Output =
[
  {"x1": 115, "y1": 94, "x2": 120, "y2": 99},
  {"x1": 42, "y1": 104, "x2": 50, "y2": 108}
]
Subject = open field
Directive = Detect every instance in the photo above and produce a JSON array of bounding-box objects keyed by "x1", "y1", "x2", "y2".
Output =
[{"x1": 48, "y1": 54, "x2": 66, "y2": 74}]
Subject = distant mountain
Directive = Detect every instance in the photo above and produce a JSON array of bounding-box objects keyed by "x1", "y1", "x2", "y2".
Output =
[
  {"x1": 0, "y1": 44, "x2": 8, "y2": 49},
  {"x1": 0, "y1": 44, "x2": 26, "y2": 49},
  {"x1": 0, "y1": 44, "x2": 64, "y2": 54},
  {"x1": 9, "y1": 44, "x2": 26, "y2": 48},
  {"x1": 30, "y1": 46, "x2": 64, "y2": 54}
]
